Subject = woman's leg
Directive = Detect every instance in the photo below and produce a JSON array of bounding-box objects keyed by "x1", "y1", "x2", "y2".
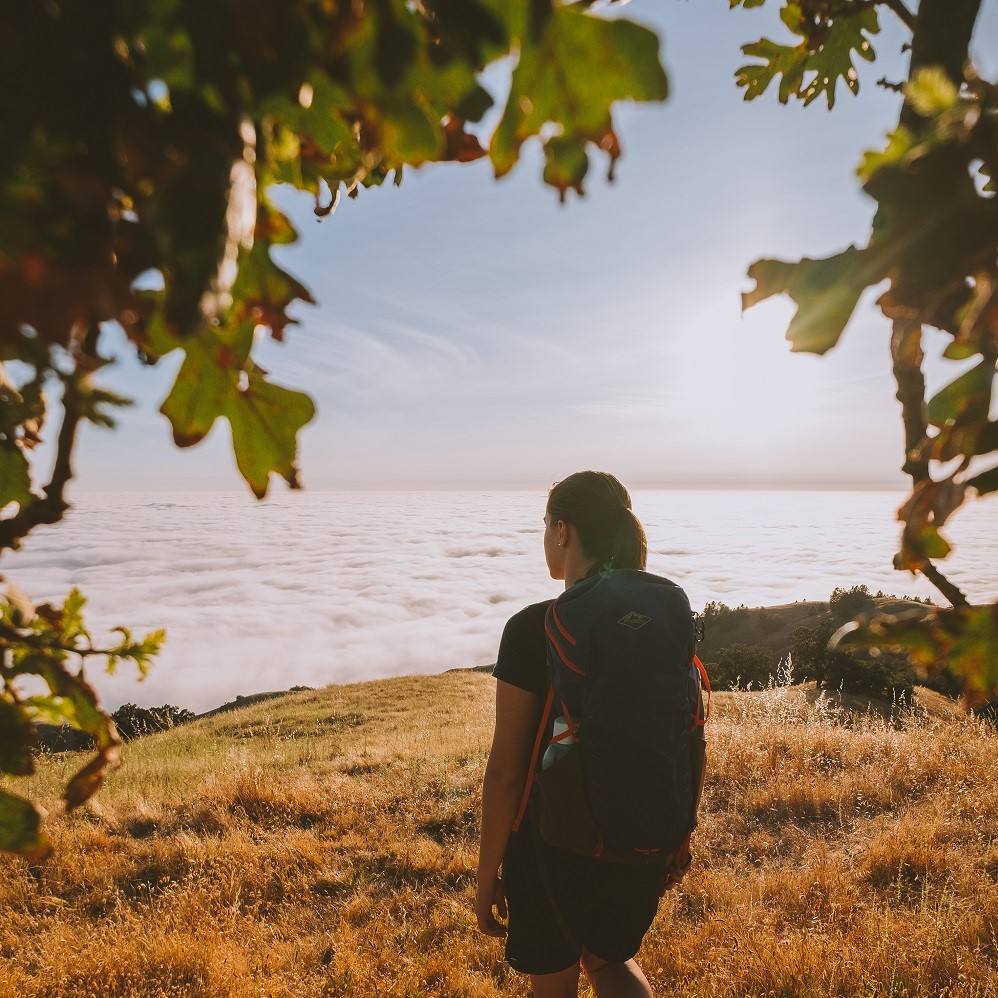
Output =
[
  {"x1": 581, "y1": 949, "x2": 653, "y2": 998},
  {"x1": 530, "y1": 961, "x2": 581, "y2": 998}
]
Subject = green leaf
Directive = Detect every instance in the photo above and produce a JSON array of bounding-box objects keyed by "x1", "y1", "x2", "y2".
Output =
[
  {"x1": 742, "y1": 247, "x2": 882, "y2": 354},
  {"x1": 0, "y1": 443, "x2": 31, "y2": 510},
  {"x1": 736, "y1": 6, "x2": 879, "y2": 109},
  {"x1": 160, "y1": 335, "x2": 242, "y2": 448},
  {"x1": 0, "y1": 788, "x2": 51, "y2": 861},
  {"x1": 801, "y1": 9, "x2": 878, "y2": 109},
  {"x1": 902, "y1": 520, "x2": 951, "y2": 561},
  {"x1": 0, "y1": 699, "x2": 37, "y2": 777},
  {"x1": 491, "y1": 7, "x2": 667, "y2": 186},
  {"x1": 542, "y1": 136, "x2": 590, "y2": 202},
  {"x1": 107, "y1": 627, "x2": 167, "y2": 678},
  {"x1": 271, "y1": 73, "x2": 354, "y2": 152},
  {"x1": 230, "y1": 205, "x2": 315, "y2": 342},
  {"x1": 21, "y1": 694, "x2": 85, "y2": 728},
  {"x1": 135, "y1": 22, "x2": 196, "y2": 97},
  {"x1": 857, "y1": 126, "x2": 917, "y2": 182},
  {"x1": 60, "y1": 588, "x2": 90, "y2": 643},
  {"x1": 906, "y1": 66, "x2": 960, "y2": 118},
  {"x1": 925, "y1": 361, "x2": 994, "y2": 428},
  {"x1": 228, "y1": 370, "x2": 316, "y2": 500},
  {"x1": 161, "y1": 335, "x2": 316, "y2": 498},
  {"x1": 895, "y1": 479, "x2": 963, "y2": 570},
  {"x1": 380, "y1": 97, "x2": 443, "y2": 165},
  {"x1": 834, "y1": 603, "x2": 998, "y2": 707},
  {"x1": 736, "y1": 37, "x2": 808, "y2": 104}
]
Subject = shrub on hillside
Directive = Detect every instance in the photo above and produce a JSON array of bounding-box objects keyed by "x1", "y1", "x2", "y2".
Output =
[
  {"x1": 112, "y1": 703, "x2": 196, "y2": 741},
  {"x1": 823, "y1": 650, "x2": 916, "y2": 702},
  {"x1": 829, "y1": 585, "x2": 876, "y2": 623},
  {"x1": 791, "y1": 624, "x2": 915, "y2": 700},
  {"x1": 710, "y1": 644, "x2": 776, "y2": 691}
]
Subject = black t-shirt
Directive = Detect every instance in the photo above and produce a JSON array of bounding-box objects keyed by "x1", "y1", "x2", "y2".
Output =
[
  {"x1": 493, "y1": 595, "x2": 706, "y2": 744},
  {"x1": 492, "y1": 600, "x2": 554, "y2": 697}
]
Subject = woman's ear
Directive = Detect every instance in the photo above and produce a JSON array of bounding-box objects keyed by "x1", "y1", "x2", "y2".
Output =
[{"x1": 557, "y1": 520, "x2": 570, "y2": 549}]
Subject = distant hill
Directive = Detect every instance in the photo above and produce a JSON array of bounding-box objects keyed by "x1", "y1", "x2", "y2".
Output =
[
  {"x1": 34, "y1": 593, "x2": 940, "y2": 755},
  {"x1": 35, "y1": 687, "x2": 317, "y2": 753},
  {"x1": 198, "y1": 686, "x2": 315, "y2": 718},
  {"x1": 695, "y1": 595, "x2": 932, "y2": 665}
]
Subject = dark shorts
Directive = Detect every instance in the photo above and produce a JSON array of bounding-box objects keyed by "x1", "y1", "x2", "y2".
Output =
[{"x1": 502, "y1": 823, "x2": 664, "y2": 977}]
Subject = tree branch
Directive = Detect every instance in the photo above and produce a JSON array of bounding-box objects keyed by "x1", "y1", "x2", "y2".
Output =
[
  {"x1": 822, "y1": 0, "x2": 915, "y2": 32},
  {"x1": 881, "y1": 0, "x2": 916, "y2": 33},
  {"x1": 0, "y1": 622, "x2": 122, "y2": 657},
  {"x1": 891, "y1": 320, "x2": 929, "y2": 484},
  {"x1": 890, "y1": 320, "x2": 970, "y2": 609},
  {"x1": 921, "y1": 563, "x2": 969, "y2": 608},
  {"x1": 876, "y1": 76, "x2": 905, "y2": 94},
  {"x1": 0, "y1": 375, "x2": 82, "y2": 556},
  {"x1": 900, "y1": 0, "x2": 982, "y2": 130}
]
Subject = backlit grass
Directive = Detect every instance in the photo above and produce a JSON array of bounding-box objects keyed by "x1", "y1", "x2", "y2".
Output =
[{"x1": 1, "y1": 672, "x2": 996, "y2": 997}]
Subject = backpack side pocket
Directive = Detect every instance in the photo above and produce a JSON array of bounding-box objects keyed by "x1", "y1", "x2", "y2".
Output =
[{"x1": 534, "y1": 746, "x2": 601, "y2": 857}]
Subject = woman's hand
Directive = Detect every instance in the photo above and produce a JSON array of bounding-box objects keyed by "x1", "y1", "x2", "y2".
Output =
[
  {"x1": 475, "y1": 873, "x2": 508, "y2": 937},
  {"x1": 659, "y1": 835, "x2": 693, "y2": 894}
]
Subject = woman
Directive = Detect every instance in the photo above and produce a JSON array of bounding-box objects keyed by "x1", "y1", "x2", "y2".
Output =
[{"x1": 476, "y1": 471, "x2": 690, "y2": 998}]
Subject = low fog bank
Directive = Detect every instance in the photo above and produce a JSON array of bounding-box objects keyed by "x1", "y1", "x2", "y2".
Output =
[{"x1": 9, "y1": 490, "x2": 995, "y2": 713}]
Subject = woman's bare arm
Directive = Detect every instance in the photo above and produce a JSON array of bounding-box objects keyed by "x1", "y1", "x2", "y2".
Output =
[{"x1": 476, "y1": 679, "x2": 542, "y2": 936}]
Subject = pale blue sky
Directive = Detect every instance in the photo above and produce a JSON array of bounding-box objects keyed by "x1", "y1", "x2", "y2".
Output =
[{"x1": 61, "y1": 0, "x2": 998, "y2": 492}]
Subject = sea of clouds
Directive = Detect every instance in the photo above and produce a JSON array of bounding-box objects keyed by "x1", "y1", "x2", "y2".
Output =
[{"x1": 6, "y1": 489, "x2": 996, "y2": 713}]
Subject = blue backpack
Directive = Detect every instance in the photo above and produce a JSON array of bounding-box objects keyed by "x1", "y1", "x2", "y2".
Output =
[{"x1": 513, "y1": 570, "x2": 709, "y2": 865}]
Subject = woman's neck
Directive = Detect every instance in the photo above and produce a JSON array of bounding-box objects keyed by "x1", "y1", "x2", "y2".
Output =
[{"x1": 564, "y1": 558, "x2": 597, "y2": 590}]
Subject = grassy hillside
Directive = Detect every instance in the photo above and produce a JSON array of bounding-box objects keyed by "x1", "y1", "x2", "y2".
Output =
[
  {"x1": 695, "y1": 595, "x2": 930, "y2": 665},
  {"x1": 3, "y1": 672, "x2": 997, "y2": 997}
]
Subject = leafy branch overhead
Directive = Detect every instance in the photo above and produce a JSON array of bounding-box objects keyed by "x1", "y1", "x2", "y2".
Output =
[
  {"x1": 0, "y1": 0, "x2": 668, "y2": 857},
  {"x1": 0, "y1": 0, "x2": 668, "y2": 506},
  {"x1": 0, "y1": 584, "x2": 164, "y2": 860},
  {"x1": 739, "y1": 0, "x2": 997, "y2": 701}
]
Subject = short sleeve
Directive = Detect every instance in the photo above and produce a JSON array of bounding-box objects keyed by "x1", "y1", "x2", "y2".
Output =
[{"x1": 492, "y1": 600, "x2": 552, "y2": 698}]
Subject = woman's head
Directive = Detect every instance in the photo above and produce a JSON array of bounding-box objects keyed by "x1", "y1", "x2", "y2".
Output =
[{"x1": 545, "y1": 471, "x2": 647, "y2": 579}]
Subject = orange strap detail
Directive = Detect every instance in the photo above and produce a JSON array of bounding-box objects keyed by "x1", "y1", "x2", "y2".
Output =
[
  {"x1": 692, "y1": 654, "x2": 711, "y2": 728},
  {"x1": 550, "y1": 604, "x2": 578, "y2": 646},
  {"x1": 545, "y1": 617, "x2": 585, "y2": 676},
  {"x1": 512, "y1": 684, "x2": 555, "y2": 832}
]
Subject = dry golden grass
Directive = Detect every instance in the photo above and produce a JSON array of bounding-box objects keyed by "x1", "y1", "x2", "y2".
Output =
[{"x1": 2, "y1": 672, "x2": 996, "y2": 997}]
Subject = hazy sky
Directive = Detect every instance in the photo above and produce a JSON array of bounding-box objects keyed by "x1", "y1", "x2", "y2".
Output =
[{"x1": 55, "y1": 1, "x2": 998, "y2": 493}]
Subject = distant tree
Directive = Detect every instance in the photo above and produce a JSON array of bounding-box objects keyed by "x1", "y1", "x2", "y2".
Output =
[
  {"x1": 112, "y1": 703, "x2": 195, "y2": 740},
  {"x1": 701, "y1": 601, "x2": 732, "y2": 627},
  {"x1": 792, "y1": 623, "x2": 916, "y2": 700},
  {"x1": 829, "y1": 585, "x2": 876, "y2": 624},
  {"x1": 711, "y1": 644, "x2": 776, "y2": 691}
]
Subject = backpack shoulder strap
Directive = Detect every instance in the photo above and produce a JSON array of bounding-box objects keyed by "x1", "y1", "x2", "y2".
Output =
[
  {"x1": 511, "y1": 683, "x2": 555, "y2": 833},
  {"x1": 692, "y1": 654, "x2": 711, "y2": 729}
]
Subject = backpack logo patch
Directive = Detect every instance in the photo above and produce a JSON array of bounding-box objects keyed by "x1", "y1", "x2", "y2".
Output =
[{"x1": 618, "y1": 610, "x2": 651, "y2": 630}]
